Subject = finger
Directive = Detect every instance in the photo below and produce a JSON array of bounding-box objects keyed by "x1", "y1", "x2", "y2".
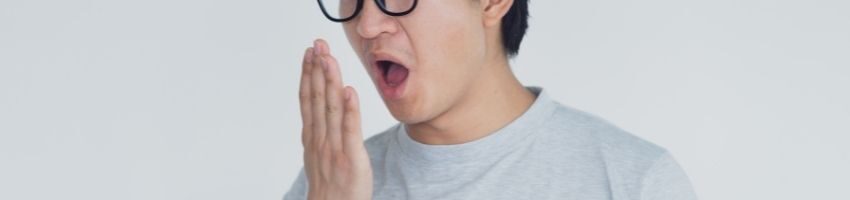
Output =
[
  {"x1": 342, "y1": 86, "x2": 366, "y2": 157},
  {"x1": 311, "y1": 42, "x2": 328, "y2": 150},
  {"x1": 301, "y1": 47, "x2": 321, "y2": 186},
  {"x1": 323, "y1": 54, "x2": 345, "y2": 154},
  {"x1": 315, "y1": 38, "x2": 330, "y2": 55},
  {"x1": 300, "y1": 47, "x2": 314, "y2": 148}
]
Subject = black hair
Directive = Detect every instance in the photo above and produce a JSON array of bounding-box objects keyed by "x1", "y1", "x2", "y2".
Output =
[{"x1": 501, "y1": 0, "x2": 529, "y2": 57}]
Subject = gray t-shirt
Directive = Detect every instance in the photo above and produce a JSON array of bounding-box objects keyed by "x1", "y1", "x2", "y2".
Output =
[{"x1": 284, "y1": 87, "x2": 697, "y2": 200}]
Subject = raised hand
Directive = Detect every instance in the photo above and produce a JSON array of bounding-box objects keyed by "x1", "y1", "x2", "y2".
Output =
[{"x1": 299, "y1": 39, "x2": 373, "y2": 200}]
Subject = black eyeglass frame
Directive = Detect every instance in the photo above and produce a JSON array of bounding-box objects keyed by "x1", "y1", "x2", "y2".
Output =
[{"x1": 317, "y1": 0, "x2": 419, "y2": 22}]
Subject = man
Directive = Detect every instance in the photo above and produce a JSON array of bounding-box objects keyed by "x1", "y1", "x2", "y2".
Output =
[{"x1": 285, "y1": 0, "x2": 697, "y2": 199}]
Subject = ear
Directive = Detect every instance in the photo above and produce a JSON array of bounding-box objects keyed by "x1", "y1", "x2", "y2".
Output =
[{"x1": 480, "y1": 0, "x2": 515, "y2": 27}]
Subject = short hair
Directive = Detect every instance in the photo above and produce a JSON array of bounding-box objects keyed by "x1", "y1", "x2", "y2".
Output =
[{"x1": 501, "y1": 0, "x2": 529, "y2": 57}]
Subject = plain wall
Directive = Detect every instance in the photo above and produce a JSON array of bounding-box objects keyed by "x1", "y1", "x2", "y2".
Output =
[{"x1": 1, "y1": 0, "x2": 848, "y2": 199}]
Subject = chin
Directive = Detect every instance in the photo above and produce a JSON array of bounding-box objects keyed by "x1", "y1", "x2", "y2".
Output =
[{"x1": 385, "y1": 101, "x2": 431, "y2": 125}]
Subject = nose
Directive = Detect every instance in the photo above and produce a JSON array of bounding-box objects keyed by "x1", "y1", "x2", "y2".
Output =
[{"x1": 355, "y1": 0, "x2": 399, "y2": 39}]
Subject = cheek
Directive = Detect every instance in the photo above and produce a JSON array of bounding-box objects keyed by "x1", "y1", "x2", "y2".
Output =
[
  {"x1": 407, "y1": 12, "x2": 486, "y2": 88},
  {"x1": 410, "y1": 4, "x2": 485, "y2": 62},
  {"x1": 402, "y1": 16, "x2": 485, "y2": 120}
]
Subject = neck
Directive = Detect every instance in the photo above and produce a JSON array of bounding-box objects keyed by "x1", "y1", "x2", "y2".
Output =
[{"x1": 406, "y1": 56, "x2": 535, "y2": 145}]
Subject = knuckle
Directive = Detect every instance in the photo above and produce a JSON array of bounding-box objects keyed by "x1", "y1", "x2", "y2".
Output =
[
  {"x1": 312, "y1": 91, "x2": 324, "y2": 100},
  {"x1": 299, "y1": 91, "x2": 310, "y2": 101},
  {"x1": 326, "y1": 104, "x2": 341, "y2": 115},
  {"x1": 346, "y1": 104, "x2": 357, "y2": 113},
  {"x1": 325, "y1": 74, "x2": 336, "y2": 83}
]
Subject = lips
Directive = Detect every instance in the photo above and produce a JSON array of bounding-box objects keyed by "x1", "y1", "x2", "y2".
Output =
[{"x1": 369, "y1": 53, "x2": 410, "y2": 100}]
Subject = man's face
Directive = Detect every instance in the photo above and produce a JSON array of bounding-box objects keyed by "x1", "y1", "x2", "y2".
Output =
[{"x1": 343, "y1": 0, "x2": 488, "y2": 124}]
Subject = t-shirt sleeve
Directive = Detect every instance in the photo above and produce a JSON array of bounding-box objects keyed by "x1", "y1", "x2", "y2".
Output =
[
  {"x1": 639, "y1": 153, "x2": 698, "y2": 200},
  {"x1": 282, "y1": 167, "x2": 308, "y2": 200}
]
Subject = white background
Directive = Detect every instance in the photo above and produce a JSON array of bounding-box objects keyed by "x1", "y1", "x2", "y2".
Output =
[{"x1": 1, "y1": 0, "x2": 848, "y2": 199}]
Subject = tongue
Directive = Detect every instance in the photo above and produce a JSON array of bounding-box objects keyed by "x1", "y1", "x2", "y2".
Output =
[{"x1": 385, "y1": 63, "x2": 409, "y2": 86}]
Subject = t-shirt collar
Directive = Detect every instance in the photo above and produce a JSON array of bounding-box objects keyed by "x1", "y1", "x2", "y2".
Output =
[{"x1": 393, "y1": 86, "x2": 558, "y2": 164}]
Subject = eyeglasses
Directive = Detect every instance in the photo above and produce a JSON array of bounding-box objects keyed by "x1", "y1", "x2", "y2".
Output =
[{"x1": 317, "y1": 0, "x2": 418, "y2": 22}]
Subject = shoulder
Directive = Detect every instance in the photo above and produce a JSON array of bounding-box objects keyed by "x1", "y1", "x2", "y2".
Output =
[
  {"x1": 541, "y1": 103, "x2": 696, "y2": 199},
  {"x1": 543, "y1": 103, "x2": 668, "y2": 162}
]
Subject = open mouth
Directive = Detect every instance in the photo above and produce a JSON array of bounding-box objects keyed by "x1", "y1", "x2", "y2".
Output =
[{"x1": 376, "y1": 60, "x2": 410, "y2": 87}]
